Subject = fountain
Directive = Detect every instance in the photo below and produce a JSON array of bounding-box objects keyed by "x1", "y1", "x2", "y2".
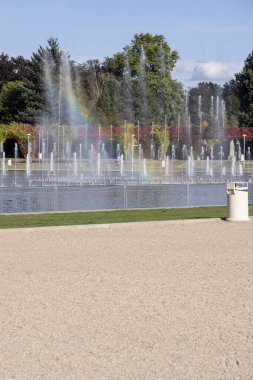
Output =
[
  {"x1": 50, "y1": 152, "x2": 54, "y2": 174},
  {"x1": 229, "y1": 140, "x2": 235, "y2": 159},
  {"x1": 187, "y1": 155, "x2": 194, "y2": 178},
  {"x1": 219, "y1": 146, "x2": 224, "y2": 175},
  {"x1": 2, "y1": 151, "x2": 6, "y2": 176},
  {"x1": 206, "y1": 156, "x2": 210, "y2": 175},
  {"x1": 143, "y1": 159, "x2": 147, "y2": 178},
  {"x1": 73, "y1": 152, "x2": 77, "y2": 177},
  {"x1": 198, "y1": 94, "x2": 202, "y2": 136},
  {"x1": 231, "y1": 156, "x2": 236, "y2": 177},
  {"x1": 26, "y1": 154, "x2": 31, "y2": 176},
  {"x1": 210, "y1": 95, "x2": 214, "y2": 119},
  {"x1": 97, "y1": 153, "x2": 101, "y2": 177},
  {"x1": 139, "y1": 45, "x2": 149, "y2": 123},
  {"x1": 120, "y1": 154, "x2": 124, "y2": 177},
  {"x1": 247, "y1": 147, "x2": 251, "y2": 160},
  {"x1": 0, "y1": 46, "x2": 252, "y2": 214}
]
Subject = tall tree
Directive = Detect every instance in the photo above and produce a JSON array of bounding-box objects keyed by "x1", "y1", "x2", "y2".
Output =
[
  {"x1": 0, "y1": 81, "x2": 28, "y2": 123},
  {"x1": 78, "y1": 59, "x2": 107, "y2": 121},
  {"x1": 0, "y1": 54, "x2": 15, "y2": 89},
  {"x1": 24, "y1": 37, "x2": 62, "y2": 124},
  {"x1": 235, "y1": 51, "x2": 253, "y2": 126},
  {"x1": 222, "y1": 79, "x2": 240, "y2": 127},
  {"x1": 0, "y1": 54, "x2": 30, "y2": 90},
  {"x1": 188, "y1": 82, "x2": 222, "y2": 125},
  {"x1": 96, "y1": 76, "x2": 123, "y2": 124},
  {"x1": 103, "y1": 33, "x2": 184, "y2": 125}
]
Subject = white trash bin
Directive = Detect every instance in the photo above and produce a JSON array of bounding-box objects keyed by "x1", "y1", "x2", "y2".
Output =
[{"x1": 226, "y1": 182, "x2": 250, "y2": 221}]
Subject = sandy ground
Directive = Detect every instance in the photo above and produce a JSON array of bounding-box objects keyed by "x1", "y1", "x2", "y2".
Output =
[{"x1": 0, "y1": 219, "x2": 253, "y2": 380}]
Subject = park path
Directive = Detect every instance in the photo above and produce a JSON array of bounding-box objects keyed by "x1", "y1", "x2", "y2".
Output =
[{"x1": 0, "y1": 219, "x2": 253, "y2": 379}]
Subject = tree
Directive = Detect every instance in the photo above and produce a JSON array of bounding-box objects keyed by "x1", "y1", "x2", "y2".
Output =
[
  {"x1": 103, "y1": 33, "x2": 184, "y2": 125},
  {"x1": 188, "y1": 82, "x2": 222, "y2": 125},
  {"x1": 0, "y1": 122, "x2": 36, "y2": 157},
  {"x1": 0, "y1": 54, "x2": 16, "y2": 89},
  {"x1": 24, "y1": 37, "x2": 62, "y2": 125},
  {"x1": 150, "y1": 123, "x2": 169, "y2": 159},
  {"x1": 78, "y1": 59, "x2": 109, "y2": 122},
  {"x1": 0, "y1": 53, "x2": 43, "y2": 124},
  {"x1": 235, "y1": 51, "x2": 253, "y2": 126},
  {"x1": 0, "y1": 81, "x2": 30, "y2": 123},
  {"x1": 222, "y1": 80, "x2": 240, "y2": 127},
  {"x1": 118, "y1": 123, "x2": 137, "y2": 158},
  {"x1": 0, "y1": 53, "x2": 30, "y2": 90},
  {"x1": 96, "y1": 76, "x2": 123, "y2": 124}
]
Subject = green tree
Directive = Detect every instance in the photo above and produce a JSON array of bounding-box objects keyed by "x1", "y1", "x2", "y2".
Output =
[
  {"x1": 0, "y1": 53, "x2": 30, "y2": 90},
  {"x1": 0, "y1": 54, "x2": 15, "y2": 89},
  {"x1": 235, "y1": 51, "x2": 253, "y2": 126},
  {"x1": 188, "y1": 82, "x2": 222, "y2": 126},
  {"x1": 150, "y1": 123, "x2": 170, "y2": 158},
  {"x1": 103, "y1": 33, "x2": 184, "y2": 125},
  {"x1": 119, "y1": 123, "x2": 137, "y2": 158},
  {"x1": 0, "y1": 81, "x2": 31, "y2": 123},
  {"x1": 222, "y1": 80, "x2": 240, "y2": 127},
  {"x1": 24, "y1": 37, "x2": 62, "y2": 124},
  {"x1": 78, "y1": 59, "x2": 109, "y2": 122},
  {"x1": 96, "y1": 76, "x2": 123, "y2": 124},
  {"x1": 0, "y1": 52, "x2": 42, "y2": 124}
]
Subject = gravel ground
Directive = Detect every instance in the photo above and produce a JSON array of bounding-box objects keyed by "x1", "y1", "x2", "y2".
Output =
[{"x1": 0, "y1": 219, "x2": 253, "y2": 380}]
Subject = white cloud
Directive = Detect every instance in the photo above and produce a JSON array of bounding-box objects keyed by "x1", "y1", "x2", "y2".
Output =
[
  {"x1": 191, "y1": 61, "x2": 238, "y2": 81},
  {"x1": 173, "y1": 60, "x2": 243, "y2": 86}
]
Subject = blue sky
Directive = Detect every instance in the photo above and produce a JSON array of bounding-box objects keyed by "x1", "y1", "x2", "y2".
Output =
[{"x1": 0, "y1": 0, "x2": 252, "y2": 87}]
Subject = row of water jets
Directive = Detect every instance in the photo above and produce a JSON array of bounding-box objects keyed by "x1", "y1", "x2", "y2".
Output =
[{"x1": 0, "y1": 141, "x2": 250, "y2": 185}]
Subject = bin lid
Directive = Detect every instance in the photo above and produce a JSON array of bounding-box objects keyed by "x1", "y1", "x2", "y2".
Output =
[{"x1": 227, "y1": 182, "x2": 248, "y2": 190}]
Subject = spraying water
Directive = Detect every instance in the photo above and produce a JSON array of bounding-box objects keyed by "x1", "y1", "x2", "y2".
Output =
[
  {"x1": 143, "y1": 158, "x2": 147, "y2": 178},
  {"x1": 198, "y1": 95, "x2": 202, "y2": 135},
  {"x1": 97, "y1": 153, "x2": 101, "y2": 177},
  {"x1": 26, "y1": 154, "x2": 31, "y2": 176},
  {"x1": 120, "y1": 154, "x2": 124, "y2": 177},
  {"x1": 73, "y1": 152, "x2": 77, "y2": 176},
  {"x1": 123, "y1": 55, "x2": 133, "y2": 122},
  {"x1": 50, "y1": 152, "x2": 54, "y2": 173},
  {"x1": 139, "y1": 46, "x2": 149, "y2": 123},
  {"x1": 2, "y1": 151, "x2": 6, "y2": 176}
]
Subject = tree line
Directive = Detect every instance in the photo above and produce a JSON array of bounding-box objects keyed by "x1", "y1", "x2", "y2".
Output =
[{"x1": 0, "y1": 33, "x2": 253, "y2": 130}]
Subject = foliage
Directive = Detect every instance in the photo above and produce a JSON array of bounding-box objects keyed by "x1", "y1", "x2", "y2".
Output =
[
  {"x1": 103, "y1": 33, "x2": 184, "y2": 125},
  {"x1": 0, "y1": 54, "x2": 35, "y2": 124},
  {"x1": 222, "y1": 79, "x2": 240, "y2": 127},
  {"x1": 235, "y1": 51, "x2": 253, "y2": 126},
  {"x1": 0, "y1": 123, "x2": 36, "y2": 156},
  {"x1": 24, "y1": 37, "x2": 62, "y2": 125},
  {"x1": 0, "y1": 53, "x2": 30, "y2": 90},
  {"x1": 188, "y1": 82, "x2": 222, "y2": 126},
  {"x1": 150, "y1": 123, "x2": 170, "y2": 158},
  {"x1": 0, "y1": 81, "x2": 32, "y2": 123},
  {"x1": 78, "y1": 59, "x2": 105, "y2": 120},
  {"x1": 0, "y1": 34, "x2": 253, "y2": 146},
  {"x1": 96, "y1": 75, "x2": 123, "y2": 124},
  {"x1": 118, "y1": 123, "x2": 137, "y2": 157}
]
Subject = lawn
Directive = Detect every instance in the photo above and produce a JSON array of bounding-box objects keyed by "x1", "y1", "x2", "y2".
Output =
[{"x1": 0, "y1": 206, "x2": 252, "y2": 229}]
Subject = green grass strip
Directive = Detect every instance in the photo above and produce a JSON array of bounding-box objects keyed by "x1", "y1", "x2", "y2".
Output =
[{"x1": 0, "y1": 205, "x2": 252, "y2": 229}]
